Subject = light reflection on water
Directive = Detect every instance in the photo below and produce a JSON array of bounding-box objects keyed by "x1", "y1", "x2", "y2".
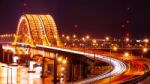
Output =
[
  {"x1": 0, "y1": 64, "x2": 55, "y2": 84},
  {"x1": 0, "y1": 51, "x2": 67, "y2": 84}
]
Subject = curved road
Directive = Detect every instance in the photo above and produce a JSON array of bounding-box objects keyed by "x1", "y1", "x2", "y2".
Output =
[{"x1": 36, "y1": 45, "x2": 127, "y2": 84}]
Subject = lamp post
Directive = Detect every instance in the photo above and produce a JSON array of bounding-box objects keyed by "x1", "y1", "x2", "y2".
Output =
[
  {"x1": 124, "y1": 52, "x2": 129, "y2": 57},
  {"x1": 105, "y1": 36, "x2": 110, "y2": 41},
  {"x1": 142, "y1": 47, "x2": 148, "y2": 58},
  {"x1": 92, "y1": 39, "x2": 97, "y2": 64},
  {"x1": 86, "y1": 35, "x2": 90, "y2": 40},
  {"x1": 125, "y1": 37, "x2": 130, "y2": 51},
  {"x1": 144, "y1": 38, "x2": 149, "y2": 47},
  {"x1": 112, "y1": 46, "x2": 118, "y2": 52},
  {"x1": 142, "y1": 47, "x2": 148, "y2": 75},
  {"x1": 109, "y1": 46, "x2": 118, "y2": 84},
  {"x1": 73, "y1": 34, "x2": 76, "y2": 39}
]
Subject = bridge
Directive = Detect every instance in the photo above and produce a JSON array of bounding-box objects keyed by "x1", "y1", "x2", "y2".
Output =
[
  {"x1": 13, "y1": 14, "x2": 61, "y2": 47},
  {"x1": 0, "y1": 14, "x2": 150, "y2": 84}
]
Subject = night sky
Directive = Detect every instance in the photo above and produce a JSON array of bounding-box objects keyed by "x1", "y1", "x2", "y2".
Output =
[{"x1": 0, "y1": 0, "x2": 150, "y2": 38}]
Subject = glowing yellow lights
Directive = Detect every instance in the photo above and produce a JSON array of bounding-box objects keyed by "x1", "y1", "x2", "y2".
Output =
[
  {"x1": 105, "y1": 36, "x2": 110, "y2": 41},
  {"x1": 57, "y1": 57, "x2": 62, "y2": 62},
  {"x1": 144, "y1": 38, "x2": 149, "y2": 43},
  {"x1": 61, "y1": 67, "x2": 65, "y2": 71},
  {"x1": 0, "y1": 34, "x2": 15, "y2": 38},
  {"x1": 113, "y1": 46, "x2": 118, "y2": 51},
  {"x1": 86, "y1": 35, "x2": 90, "y2": 39},
  {"x1": 66, "y1": 36, "x2": 70, "y2": 40},
  {"x1": 62, "y1": 34, "x2": 65, "y2": 38},
  {"x1": 143, "y1": 47, "x2": 148, "y2": 53},
  {"x1": 92, "y1": 39, "x2": 97, "y2": 44},
  {"x1": 125, "y1": 37, "x2": 130, "y2": 42},
  {"x1": 61, "y1": 73, "x2": 64, "y2": 76},
  {"x1": 62, "y1": 59, "x2": 67, "y2": 64},
  {"x1": 82, "y1": 37, "x2": 85, "y2": 41},
  {"x1": 124, "y1": 52, "x2": 129, "y2": 57},
  {"x1": 73, "y1": 34, "x2": 76, "y2": 38},
  {"x1": 13, "y1": 14, "x2": 61, "y2": 46},
  {"x1": 57, "y1": 57, "x2": 67, "y2": 64}
]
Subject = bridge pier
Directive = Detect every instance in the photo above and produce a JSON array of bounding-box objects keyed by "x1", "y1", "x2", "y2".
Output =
[
  {"x1": 67, "y1": 54, "x2": 90, "y2": 82},
  {"x1": 69, "y1": 57, "x2": 74, "y2": 82},
  {"x1": 1, "y1": 51, "x2": 13, "y2": 64},
  {"x1": 41, "y1": 57, "x2": 48, "y2": 78},
  {"x1": 54, "y1": 52, "x2": 57, "y2": 84}
]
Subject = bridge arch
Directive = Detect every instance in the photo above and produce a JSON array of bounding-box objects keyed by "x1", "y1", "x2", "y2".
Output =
[{"x1": 13, "y1": 14, "x2": 61, "y2": 47}]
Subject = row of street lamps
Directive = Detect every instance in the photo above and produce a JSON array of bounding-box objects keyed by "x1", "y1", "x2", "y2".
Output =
[{"x1": 61, "y1": 34, "x2": 149, "y2": 48}]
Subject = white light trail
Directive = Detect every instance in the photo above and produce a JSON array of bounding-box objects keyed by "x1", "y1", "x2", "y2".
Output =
[
  {"x1": 36, "y1": 45, "x2": 126, "y2": 84},
  {"x1": 17, "y1": 43, "x2": 126, "y2": 83}
]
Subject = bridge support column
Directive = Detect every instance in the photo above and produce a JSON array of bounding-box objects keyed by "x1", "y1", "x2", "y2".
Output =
[
  {"x1": 68, "y1": 56, "x2": 74, "y2": 82},
  {"x1": 54, "y1": 52, "x2": 58, "y2": 84},
  {"x1": 25, "y1": 55, "x2": 30, "y2": 66},
  {"x1": 5, "y1": 52, "x2": 13, "y2": 64},
  {"x1": 41, "y1": 57, "x2": 48, "y2": 78}
]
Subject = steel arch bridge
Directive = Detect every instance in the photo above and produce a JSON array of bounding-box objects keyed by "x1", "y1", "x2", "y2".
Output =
[{"x1": 13, "y1": 14, "x2": 61, "y2": 47}]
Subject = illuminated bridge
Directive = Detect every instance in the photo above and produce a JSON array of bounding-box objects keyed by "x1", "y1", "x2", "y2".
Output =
[
  {"x1": 0, "y1": 14, "x2": 150, "y2": 84},
  {"x1": 13, "y1": 14, "x2": 61, "y2": 47}
]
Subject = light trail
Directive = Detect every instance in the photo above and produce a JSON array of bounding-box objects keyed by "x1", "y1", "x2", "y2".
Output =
[{"x1": 36, "y1": 45, "x2": 127, "y2": 84}]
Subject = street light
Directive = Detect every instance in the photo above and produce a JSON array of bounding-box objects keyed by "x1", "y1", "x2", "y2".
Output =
[
  {"x1": 61, "y1": 67, "x2": 65, "y2": 71},
  {"x1": 144, "y1": 38, "x2": 149, "y2": 43},
  {"x1": 62, "y1": 34, "x2": 65, "y2": 38},
  {"x1": 73, "y1": 34, "x2": 76, "y2": 39},
  {"x1": 142, "y1": 47, "x2": 148, "y2": 58},
  {"x1": 92, "y1": 39, "x2": 97, "y2": 63},
  {"x1": 92, "y1": 39, "x2": 97, "y2": 44},
  {"x1": 86, "y1": 35, "x2": 90, "y2": 40},
  {"x1": 105, "y1": 36, "x2": 110, "y2": 41},
  {"x1": 82, "y1": 37, "x2": 85, "y2": 41},
  {"x1": 124, "y1": 52, "x2": 129, "y2": 57},
  {"x1": 66, "y1": 36, "x2": 70, "y2": 40},
  {"x1": 142, "y1": 47, "x2": 148, "y2": 75},
  {"x1": 125, "y1": 37, "x2": 130, "y2": 42},
  {"x1": 143, "y1": 47, "x2": 148, "y2": 53},
  {"x1": 57, "y1": 57, "x2": 62, "y2": 62},
  {"x1": 62, "y1": 59, "x2": 67, "y2": 64},
  {"x1": 108, "y1": 46, "x2": 118, "y2": 84},
  {"x1": 112, "y1": 46, "x2": 118, "y2": 51},
  {"x1": 144, "y1": 38, "x2": 149, "y2": 47}
]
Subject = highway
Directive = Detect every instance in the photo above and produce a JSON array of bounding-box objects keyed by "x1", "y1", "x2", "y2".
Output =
[
  {"x1": 36, "y1": 45, "x2": 127, "y2": 84},
  {"x1": 94, "y1": 52, "x2": 150, "y2": 84},
  {"x1": 5, "y1": 43, "x2": 150, "y2": 83}
]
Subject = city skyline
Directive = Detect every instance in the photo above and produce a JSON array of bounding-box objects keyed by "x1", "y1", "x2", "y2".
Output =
[{"x1": 0, "y1": 0, "x2": 150, "y2": 38}]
